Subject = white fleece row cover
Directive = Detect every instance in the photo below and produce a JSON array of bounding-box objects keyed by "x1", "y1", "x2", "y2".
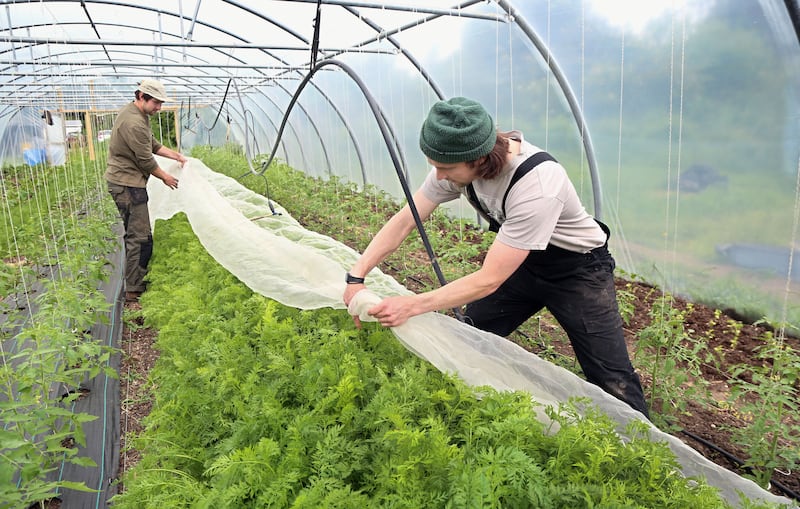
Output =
[{"x1": 148, "y1": 156, "x2": 793, "y2": 508}]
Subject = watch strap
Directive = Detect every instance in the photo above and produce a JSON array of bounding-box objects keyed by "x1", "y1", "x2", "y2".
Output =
[{"x1": 345, "y1": 272, "x2": 365, "y2": 284}]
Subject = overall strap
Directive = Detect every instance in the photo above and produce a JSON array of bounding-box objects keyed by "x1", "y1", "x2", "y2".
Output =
[
  {"x1": 465, "y1": 181, "x2": 499, "y2": 231},
  {"x1": 501, "y1": 151, "x2": 556, "y2": 217},
  {"x1": 466, "y1": 151, "x2": 557, "y2": 232}
]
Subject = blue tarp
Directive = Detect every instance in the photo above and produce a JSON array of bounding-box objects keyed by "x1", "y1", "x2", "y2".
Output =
[{"x1": 23, "y1": 147, "x2": 46, "y2": 166}]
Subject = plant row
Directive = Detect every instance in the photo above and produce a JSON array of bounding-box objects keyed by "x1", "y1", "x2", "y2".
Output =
[
  {"x1": 0, "y1": 155, "x2": 119, "y2": 507},
  {"x1": 112, "y1": 212, "x2": 771, "y2": 508},
  {"x1": 195, "y1": 144, "x2": 800, "y2": 491}
]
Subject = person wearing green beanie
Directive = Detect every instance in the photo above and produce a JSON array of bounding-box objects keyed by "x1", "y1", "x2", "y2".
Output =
[
  {"x1": 418, "y1": 96, "x2": 496, "y2": 164},
  {"x1": 344, "y1": 97, "x2": 649, "y2": 418}
]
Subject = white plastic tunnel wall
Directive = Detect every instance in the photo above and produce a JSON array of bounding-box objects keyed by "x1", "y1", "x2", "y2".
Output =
[
  {"x1": 0, "y1": 107, "x2": 67, "y2": 166},
  {"x1": 197, "y1": 0, "x2": 800, "y2": 332}
]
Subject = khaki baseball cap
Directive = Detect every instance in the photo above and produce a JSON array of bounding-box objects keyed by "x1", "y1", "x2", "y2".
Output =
[{"x1": 137, "y1": 79, "x2": 171, "y2": 102}]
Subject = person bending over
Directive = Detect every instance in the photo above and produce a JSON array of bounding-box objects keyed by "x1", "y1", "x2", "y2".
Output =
[{"x1": 343, "y1": 96, "x2": 649, "y2": 417}]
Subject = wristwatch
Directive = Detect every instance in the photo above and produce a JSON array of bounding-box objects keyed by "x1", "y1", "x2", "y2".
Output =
[{"x1": 345, "y1": 272, "x2": 365, "y2": 284}]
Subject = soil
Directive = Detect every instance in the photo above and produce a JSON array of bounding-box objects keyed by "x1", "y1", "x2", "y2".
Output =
[
  {"x1": 117, "y1": 300, "x2": 158, "y2": 494},
  {"x1": 116, "y1": 261, "x2": 800, "y2": 504}
]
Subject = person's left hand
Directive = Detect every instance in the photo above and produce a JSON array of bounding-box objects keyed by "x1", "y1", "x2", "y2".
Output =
[
  {"x1": 344, "y1": 282, "x2": 366, "y2": 328},
  {"x1": 177, "y1": 154, "x2": 188, "y2": 167},
  {"x1": 162, "y1": 173, "x2": 179, "y2": 189},
  {"x1": 367, "y1": 295, "x2": 417, "y2": 328}
]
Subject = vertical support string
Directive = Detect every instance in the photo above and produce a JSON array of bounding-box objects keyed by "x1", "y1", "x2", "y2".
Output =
[
  {"x1": 494, "y1": 3, "x2": 500, "y2": 124},
  {"x1": 545, "y1": 0, "x2": 551, "y2": 150},
  {"x1": 507, "y1": 8, "x2": 514, "y2": 129},
  {"x1": 669, "y1": 9, "x2": 688, "y2": 289},
  {"x1": 608, "y1": 21, "x2": 636, "y2": 273},
  {"x1": 579, "y1": 0, "x2": 586, "y2": 195},
  {"x1": 779, "y1": 153, "x2": 800, "y2": 344},
  {"x1": 662, "y1": 6, "x2": 677, "y2": 295},
  {"x1": 615, "y1": 25, "x2": 625, "y2": 217}
]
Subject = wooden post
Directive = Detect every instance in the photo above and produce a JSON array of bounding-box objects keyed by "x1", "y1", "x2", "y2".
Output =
[
  {"x1": 84, "y1": 111, "x2": 95, "y2": 161},
  {"x1": 57, "y1": 89, "x2": 67, "y2": 163}
]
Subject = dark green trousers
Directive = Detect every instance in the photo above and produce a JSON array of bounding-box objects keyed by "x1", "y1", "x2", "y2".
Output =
[{"x1": 107, "y1": 183, "x2": 153, "y2": 293}]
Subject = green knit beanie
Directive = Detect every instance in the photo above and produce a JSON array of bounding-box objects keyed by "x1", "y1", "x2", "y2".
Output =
[{"x1": 419, "y1": 97, "x2": 496, "y2": 163}]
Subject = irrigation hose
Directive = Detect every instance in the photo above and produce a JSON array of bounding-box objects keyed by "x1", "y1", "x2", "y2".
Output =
[
  {"x1": 241, "y1": 58, "x2": 464, "y2": 321},
  {"x1": 679, "y1": 429, "x2": 799, "y2": 501}
]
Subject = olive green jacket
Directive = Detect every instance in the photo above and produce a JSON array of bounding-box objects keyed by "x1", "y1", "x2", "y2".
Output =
[{"x1": 104, "y1": 101, "x2": 163, "y2": 188}]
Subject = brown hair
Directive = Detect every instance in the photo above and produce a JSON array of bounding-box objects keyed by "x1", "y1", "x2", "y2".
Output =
[
  {"x1": 467, "y1": 135, "x2": 509, "y2": 179},
  {"x1": 134, "y1": 91, "x2": 157, "y2": 102}
]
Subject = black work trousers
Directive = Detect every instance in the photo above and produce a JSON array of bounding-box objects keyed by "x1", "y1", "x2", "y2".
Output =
[{"x1": 464, "y1": 242, "x2": 649, "y2": 418}]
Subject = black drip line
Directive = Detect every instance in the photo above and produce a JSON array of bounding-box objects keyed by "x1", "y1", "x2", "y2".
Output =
[
  {"x1": 679, "y1": 429, "x2": 799, "y2": 501},
  {"x1": 784, "y1": 0, "x2": 800, "y2": 47},
  {"x1": 240, "y1": 58, "x2": 463, "y2": 321}
]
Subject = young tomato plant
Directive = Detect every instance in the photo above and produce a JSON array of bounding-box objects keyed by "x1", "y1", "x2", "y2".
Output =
[
  {"x1": 0, "y1": 156, "x2": 119, "y2": 508},
  {"x1": 634, "y1": 294, "x2": 712, "y2": 431},
  {"x1": 726, "y1": 331, "x2": 800, "y2": 489}
]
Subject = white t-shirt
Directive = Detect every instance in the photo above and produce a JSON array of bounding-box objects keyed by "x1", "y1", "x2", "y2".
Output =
[{"x1": 420, "y1": 131, "x2": 606, "y2": 253}]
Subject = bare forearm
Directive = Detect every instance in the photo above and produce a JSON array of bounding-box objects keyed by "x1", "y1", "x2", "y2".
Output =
[
  {"x1": 417, "y1": 238, "x2": 530, "y2": 312},
  {"x1": 150, "y1": 167, "x2": 170, "y2": 181},
  {"x1": 365, "y1": 239, "x2": 530, "y2": 328},
  {"x1": 364, "y1": 269, "x2": 502, "y2": 328},
  {"x1": 150, "y1": 166, "x2": 179, "y2": 189},
  {"x1": 345, "y1": 190, "x2": 439, "y2": 327},
  {"x1": 156, "y1": 146, "x2": 187, "y2": 164},
  {"x1": 415, "y1": 269, "x2": 502, "y2": 312},
  {"x1": 349, "y1": 207, "x2": 416, "y2": 277}
]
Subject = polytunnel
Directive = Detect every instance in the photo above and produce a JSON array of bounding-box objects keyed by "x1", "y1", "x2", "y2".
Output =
[{"x1": 1, "y1": 0, "x2": 799, "y2": 508}]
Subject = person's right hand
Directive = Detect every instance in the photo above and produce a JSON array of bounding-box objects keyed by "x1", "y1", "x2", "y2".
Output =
[{"x1": 344, "y1": 283, "x2": 365, "y2": 328}]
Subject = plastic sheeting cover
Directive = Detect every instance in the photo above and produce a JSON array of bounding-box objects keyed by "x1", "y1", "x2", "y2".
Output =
[{"x1": 147, "y1": 156, "x2": 794, "y2": 508}]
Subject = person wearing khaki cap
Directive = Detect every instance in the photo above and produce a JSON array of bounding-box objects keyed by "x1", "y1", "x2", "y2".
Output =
[{"x1": 104, "y1": 78, "x2": 188, "y2": 303}]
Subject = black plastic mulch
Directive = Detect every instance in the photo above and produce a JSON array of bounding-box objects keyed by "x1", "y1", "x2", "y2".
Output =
[{"x1": 2, "y1": 230, "x2": 124, "y2": 509}]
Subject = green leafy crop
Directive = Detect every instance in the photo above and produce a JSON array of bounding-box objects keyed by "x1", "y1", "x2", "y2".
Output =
[{"x1": 110, "y1": 212, "x2": 779, "y2": 509}]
